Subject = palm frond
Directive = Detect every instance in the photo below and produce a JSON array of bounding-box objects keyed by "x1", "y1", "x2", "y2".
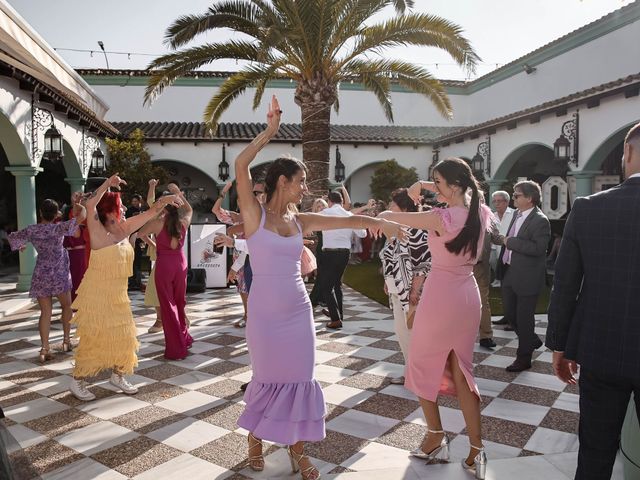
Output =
[
  {"x1": 342, "y1": 59, "x2": 451, "y2": 119},
  {"x1": 338, "y1": 13, "x2": 480, "y2": 74},
  {"x1": 203, "y1": 66, "x2": 285, "y2": 128},
  {"x1": 144, "y1": 41, "x2": 270, "y2": 106},
  {"x1": 251, "y1": 61, "x2": 291, "y2": 109},
  {"x1": 391, "y1": 0, "x2": 414, "y2": 14},
  {"x1": 165, "y1": 1, "x2": 263, "y2": 49}
]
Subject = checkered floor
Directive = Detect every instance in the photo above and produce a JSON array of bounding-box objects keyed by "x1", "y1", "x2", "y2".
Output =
[{"x1": 0, "y1": 283, "x2": 624, "y2": 479}]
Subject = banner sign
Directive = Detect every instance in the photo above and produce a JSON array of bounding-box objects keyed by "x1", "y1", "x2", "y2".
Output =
[{"x1": 189, "y1": 224, "x2": 227, "y2": 288}]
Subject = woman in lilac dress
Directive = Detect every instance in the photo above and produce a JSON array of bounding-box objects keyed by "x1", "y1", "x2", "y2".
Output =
[
  {"x1": 9, "y1": 198, "x2": 86, "y2": 362},
  {"x1": 235, "y1": 96, "x2": 407, "y2": 479}
]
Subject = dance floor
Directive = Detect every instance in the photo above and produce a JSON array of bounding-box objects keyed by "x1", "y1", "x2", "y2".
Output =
[{"x1": 0, "y1": 285, "x2": 624, "y2": 479}]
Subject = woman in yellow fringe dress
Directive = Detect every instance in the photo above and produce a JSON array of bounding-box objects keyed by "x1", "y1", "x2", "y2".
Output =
[{"x1": 68, "y1": 174, "x2": 182, "y2": 402}]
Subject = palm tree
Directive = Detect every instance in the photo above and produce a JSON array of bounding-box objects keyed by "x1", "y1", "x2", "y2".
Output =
[{"x1": 145, "y1": 0, "x2": 479, "y2": 198}]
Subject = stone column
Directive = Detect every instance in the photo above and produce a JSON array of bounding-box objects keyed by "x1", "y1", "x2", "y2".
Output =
[
  {"x1": 6, "y1": 166, "x2": 42, "y2": 291},
  {"x1": 568, "y1": 170, "x2": 601, "y2": 198},
  {"x1": 486, "y1": 179, "x2": 508, "y2": 197},
  {"x1": 65, "y1": 176, "x2": 86, "y2": 194}
]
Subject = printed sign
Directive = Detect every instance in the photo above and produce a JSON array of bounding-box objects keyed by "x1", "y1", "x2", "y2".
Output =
[{"x1": 189, "y1": 224, "x2": 227, "y2": 288}]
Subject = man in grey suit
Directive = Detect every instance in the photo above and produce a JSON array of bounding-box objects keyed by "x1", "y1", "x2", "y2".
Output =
[{"x1": 496, "y1": 181, "x2": 551, "y2": 372}]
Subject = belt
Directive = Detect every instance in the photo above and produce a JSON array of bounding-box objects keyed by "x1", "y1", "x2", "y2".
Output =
[{"x1": 323, "y1": 248, "x2": 350, "y2": 252}]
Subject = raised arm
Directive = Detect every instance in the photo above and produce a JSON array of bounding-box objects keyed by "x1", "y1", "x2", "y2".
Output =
[
  {"x1": 407, "y1": 180, "x2": 438, "y2": 205},
  {"x1": 298, "y1": 212, "x2": 407, "y2": 242},
  {"x1": 377, "y1": 210, "x2": 444, "y2": 234},
  {"x1": 147, "y1": 178, "x2": 158, "y2": 207},
  {"x1": 339, "y1": 184, "x2": 352, "y2": 211},
  {"x1": 167, "y1": 183, "x2": 193, "y2": 228},
  {"x1": 235, "y1": 95, "x2": 282, "y2": 237},
  {"x1": 212, "y1": 180, "x2": 232, "y2": 217}
]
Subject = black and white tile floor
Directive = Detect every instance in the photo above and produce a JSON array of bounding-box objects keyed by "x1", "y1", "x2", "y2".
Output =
[{"x1": 0, "y1": 284, "x2": 624, "y2": 479}]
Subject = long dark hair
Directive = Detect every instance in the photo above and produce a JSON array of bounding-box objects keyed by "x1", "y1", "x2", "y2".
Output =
[
  {"x1": 433, "y1": 158, "x2": 482, "y2": 258},
  {"x1": 164, "y1": 205, "x2": 181, "y2": 239},
  {"x1": 264, "y1": 156, "x2": 306, "y2": 208},
  {"x1": 391, "y1": 188, "x2": 418, "y2": 212}
]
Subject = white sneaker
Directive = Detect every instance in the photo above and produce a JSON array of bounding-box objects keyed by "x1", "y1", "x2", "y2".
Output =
[
  {"x1": 390, "y1": 376, "x2": 405, "y2": 385},
  {"x1": 70, "y1": 378, "x2": 96, "y2": 401},
  {"x1": 110, "y1": 373, "x2": 138, "y2": 394}
]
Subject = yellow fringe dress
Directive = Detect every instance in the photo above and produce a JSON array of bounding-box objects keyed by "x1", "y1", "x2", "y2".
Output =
[
  {"x1": 144, "y1": 240, "x2": 160, "y2": 307},
  {"x1": 71, "y1": 242, "x2": 139, "y2": 377}
]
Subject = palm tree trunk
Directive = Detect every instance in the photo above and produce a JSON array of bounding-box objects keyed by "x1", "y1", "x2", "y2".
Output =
[{"x1": 295, "y1": 75, "x2": 337, "y2": 210}]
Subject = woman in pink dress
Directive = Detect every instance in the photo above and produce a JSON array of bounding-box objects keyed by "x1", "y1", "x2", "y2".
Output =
[
  {"x1": 139, "y1": 184, "x2": 193, "y2": 360},
  {"x1": 379, "y1": 158, "x2": 492, "y2": 480}
]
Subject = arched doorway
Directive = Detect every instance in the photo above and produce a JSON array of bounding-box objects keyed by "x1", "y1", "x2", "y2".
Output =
[
  {"x1": 154, "y1": 159, "x2": 220, "y2": 223},
  {"x1": 345, "y1": 161, "x2": 385, "y2": 203},
  {"x1": 494, "y1": 143, "x2": 561, "y2": 187},
  {"x1": 584, "y1": 121, "x2": 638, "y2": 189}
]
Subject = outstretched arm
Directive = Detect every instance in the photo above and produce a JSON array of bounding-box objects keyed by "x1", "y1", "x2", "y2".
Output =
[
  {"x1": 377, "y1": 210, "x2": 444, "y2": 234},
  {"x1": 298, "y1": 212, "x2": 407, "y2": 242},
  {"x1": 235, "y1": 95, "x2": 282, "y2": 237}
]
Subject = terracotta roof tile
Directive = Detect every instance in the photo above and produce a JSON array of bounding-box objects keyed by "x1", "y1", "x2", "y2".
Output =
[{"x1": 110, "y1": 121, "x2": 458, "y2": 144}]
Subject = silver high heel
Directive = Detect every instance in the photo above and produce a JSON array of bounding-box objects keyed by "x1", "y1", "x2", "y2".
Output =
[
  {"x1": 461, "y1": 444, "x2": 487, "y2": 480},
  {"x1": 410, "y1": 428, "x2": 450, "y2": 462}
]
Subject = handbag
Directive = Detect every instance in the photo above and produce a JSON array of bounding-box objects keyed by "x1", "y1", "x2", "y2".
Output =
[{"x1": 300, "y1": 246, "x2": 317, "y2": 276}]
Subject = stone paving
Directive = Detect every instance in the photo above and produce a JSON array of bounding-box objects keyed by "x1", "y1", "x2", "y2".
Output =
[{"x1": 0, "y1": 282, "x2": 625, "y2": 479}]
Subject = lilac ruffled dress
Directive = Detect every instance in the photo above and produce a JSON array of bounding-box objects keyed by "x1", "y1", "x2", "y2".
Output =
[{"x1": 237, "y1": 207, "x2": 326, "y2": 444}]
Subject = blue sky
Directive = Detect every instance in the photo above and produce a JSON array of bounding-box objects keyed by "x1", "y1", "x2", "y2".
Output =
[{"x1": 9, "y1": 0, "x2": 634, "y2": 80}]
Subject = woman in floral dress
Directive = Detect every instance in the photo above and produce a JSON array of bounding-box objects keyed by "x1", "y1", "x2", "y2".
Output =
[{"x1": 9, "y1": 198, "x2": 86, "y2": 362}]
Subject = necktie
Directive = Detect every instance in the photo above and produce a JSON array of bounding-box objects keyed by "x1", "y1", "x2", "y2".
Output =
[{"x1": 503, "y1": 211, "x2": 522, "y2": 265}]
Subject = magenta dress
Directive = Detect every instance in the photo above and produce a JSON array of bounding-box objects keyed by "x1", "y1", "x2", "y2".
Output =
[
  {"x1": 155, "y1": 223, "x2": 193, "y2": 360},
  {"x1": 405, "y1": 206, "x2": 489, "y2": 401},
  {"x1": 8, "y1": 220, "x2": 77, "y2": 298},
  {"x1": 238, "y1": 208, "x2": 326, "y2": 444},
  {"x1": 63, "y1": 226, "x2": 87, "y2": 302}
]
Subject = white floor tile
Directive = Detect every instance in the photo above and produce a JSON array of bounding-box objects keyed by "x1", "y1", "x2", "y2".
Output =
[
  {"x1": 163, "y1": 371, "x2": 222, "y2": 390},
  {"x1": 322, "y1": 384, "x2": 375, "y2": 408},
  {"x1": 55, "y1": 420, "x2": 138, "y2": 455},
  {"x1": 0, "y1": 360, "x2": 39, "y2": 376},
  {"x1": 481, "y1": 398, "x2": 549, "y2": 426},
  {"x1": 24, "y1": 375, "x2": 72, "y2": 396},
  {"x1": 4, "y1": 396, "x2": 68, "y2": 423},
  {"x1": 5, "y1": 424, "x2": 47, "y2": 453},
  {"x1": 486, "y1": 454, "x2": 571, "y2": 480},
  {"x1": 327, "y1": 409, "x2": 398, "y2": 440},
  {"x1": 77, "y1": 394, "x2": 150, "y2": 419},
  {"x1": 476, "y1": 377, "x2": 510, "y2": 397},
  {"x1": 156, "y1": 391, "x2": 225, "y2": 415},
  {"x1": 349, "y1": 346, "x2": 396, "y2": 361},
  {"x1": 480, "y1": 354, "x2": 516, "y2": 368},
  {"x1": 513, "y1": 371, "x2": 567, "y2": 392},
  {"x1": 342, "y1": 441, "x2": 413, "y2": 471},
  {"x1": 333, "y1": 335, "x2": 379, "y2": 347},
  {"x1": 147, "y1": 417, "x2": 228, "y2": 452},
  {"x1": 42, "y1": 457, "x2": 127, "y2": 480},
  {"x1": 314, "y1": 364, "x2": 356, "y2": 383},
  {"x1": 525, "y1": 427, "x2": 579, "y2": 454},
  {"x1": 362, "y1": 361, "x2": 405, "y2": 378},
  {"x1": 553, "y1": 392, "x2": 580, "y2": 413},
  {"x1": 379, "y1": 384, "x2": 417, "y2": 401},
  {"x1": 133, "y1": 453, "x2": 230, "y2": 480}
]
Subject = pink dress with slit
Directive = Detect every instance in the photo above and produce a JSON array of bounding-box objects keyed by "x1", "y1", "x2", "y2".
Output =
[{"x1": 405, "y1": 206, "x2": 489, "y2": 401}]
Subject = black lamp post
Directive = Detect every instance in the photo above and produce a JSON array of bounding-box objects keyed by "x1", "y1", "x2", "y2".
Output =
[
  {"x1": 472, "y1": 137, "x2": 491, "y2": 177},
  {"x1": 32, "y1": 100, "x2": 64, "y2": 162},
  {"x1": 554, "y1": 110, "x2": 579, "y2": 166},
  {"x1": 219, "y1": 145, "x2": 230, "y2": 181},
  {"x1": 334, "y1": 145, "x2": 345, "y2": 182},
  {"x1": 43, "y1": 125, "x2": 63, "y2": 161}
]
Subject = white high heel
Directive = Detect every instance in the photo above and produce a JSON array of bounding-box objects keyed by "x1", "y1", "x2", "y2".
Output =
[
  {"x1": 410, "y1": 428, "x2": 450, "y2": 462},
  {"x1": 461, "y1": 444, "x2": 487, "y2": 479}
]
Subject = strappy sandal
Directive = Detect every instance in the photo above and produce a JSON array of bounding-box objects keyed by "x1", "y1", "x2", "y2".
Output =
[
  {"x1": 461, "y1": 444, "x2": 487, "y2": 479},
  {"x1": 410, "y1": 428, "x2": 450, "y2": 462},
  {"x1": 62, "y1": 336, "x2": 72, "y2": 353},
  {"x1": 247, "y1": 432, "x2": 264, "y2": 471},
  {"x1": 39, "y1": 346, "x2": 53, "y2": 363},
  {"x1": 288, "y1": 445, "x2": 320, "y2": 480}
]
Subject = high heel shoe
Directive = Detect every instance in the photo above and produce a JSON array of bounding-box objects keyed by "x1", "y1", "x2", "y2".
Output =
[
  {"x1": 410, "y1": 428, "x2": 450, "y2": 462},
  {"x1": 62, "y1": 337, "x2": 72, "y2": 353},
  {"x1": 288, "y1": 446, "x2": 320, "y2": 480},
  {"x1": 460, "y1": 444, "x2": 487, "y2": 480},
  {"x1": 247, "y1": 432, "x2": 264, "y2": 471},
  {"x1": 39, "y1": 347, "x2": 53, "y2": 363}
]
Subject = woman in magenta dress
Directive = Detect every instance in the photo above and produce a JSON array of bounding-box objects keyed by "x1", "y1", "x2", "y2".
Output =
[
  {"x1": 379, "y1": 158, "x2": 492, "y2": 480},
  {"x1": 139, "y1": 184, "x2": 193, "y2": 360},
  {"x1": 64, "y1": 191, "x2": 88, "y2": 302},
  {"x1": 234, "y1": 96, "x2": 406, "y2": 480},
  {"x1": 9, "y1": 199, "x2": 85, "y2": 362}
]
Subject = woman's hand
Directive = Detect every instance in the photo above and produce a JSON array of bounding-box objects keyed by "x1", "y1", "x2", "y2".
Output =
[
  {"x1": 214, "y1": 233, "x2": 234, "y2": 248},
  {"x1": 380, "y1": 219, "x2": 408, "y2": 242},
  {"x1": 265, "y1": 95, "x2": 282, "y2": 139},
  {"x1": 227, "y1": 269, "x2": 238, "y2": 283},
  {"x1": 167, "y1": 183, "x2": 181, "y2": 195},
  {"x1": 107, "y1": 173, "x2": 127, "y2": 190},
  {"x1": 72, "y1": 202, "x2": 86, "y2": 219},
  {"x1": 148, "y1": 178, "x2": 158, "y2": 188},
  {"x1": 155, "y1": 194, "x2": 183, "y2": 210}
]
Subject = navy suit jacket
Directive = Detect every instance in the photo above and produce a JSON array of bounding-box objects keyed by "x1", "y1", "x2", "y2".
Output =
[{"x1": 546, "y1": 177, "x2": 640, "y2": 379}]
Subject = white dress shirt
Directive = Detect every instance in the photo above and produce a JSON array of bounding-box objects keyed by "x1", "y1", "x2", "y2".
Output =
[
  {"x1": 492, "y1": 207, "x2": 515, "y2": 253},
  {"x1": 630, "y1": 173, "x2": 640, "y2": 179},
  {"x1": 320, "y1": 204, "x2": 367, "y2": 250},
  {"x1": 504, "y1": 206, "x2": 534, "y2": 264}
]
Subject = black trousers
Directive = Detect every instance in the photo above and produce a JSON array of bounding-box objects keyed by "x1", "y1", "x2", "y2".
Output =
[
  {"x1": 317, "y1": 250, "x2": 350, "y2": 322},
  {"x1": 128, "y1": 240, "x2": 143, "y2": 289},
  {"x1": 309, "y1": 250, "x2": 325, "y2": 306},
  {"x1": 501, "y1": 283, "x2": 540, "y2": 357},
  {"x1": 576, "y1": 369, "x2": 640, "y2": 479}
]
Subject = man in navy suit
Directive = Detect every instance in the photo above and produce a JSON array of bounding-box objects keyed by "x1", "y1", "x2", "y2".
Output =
[{"x1": 547, "y1": 122, "x2": 640, "y2": 480}]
